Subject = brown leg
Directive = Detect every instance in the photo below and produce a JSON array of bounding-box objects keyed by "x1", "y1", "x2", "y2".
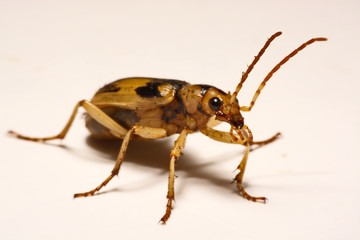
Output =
[
  {"x1": 234, "y1": 142, "x2": 267, "y2": 203},
  {"x1": 201, "y1": 126, "x2": 280, "y2": 147},
  {"x1": 200, "y1": 126, "x2": 247, "y2": 145},
  {"x1": 252, "y1": 132, "x2": 281, "y2": 146},
  {"x1": 74, "y1": 127, "x2": 134, "y2": 197},
  {"x1": 201, "y1": 126, "x2": 279, "y2": 203},
  {"x1": 8, "y1": 101, "x2": 83, "y2": 142},
  {"x1": 160, "y1": 128, "x2": 189, "y2": 224}
]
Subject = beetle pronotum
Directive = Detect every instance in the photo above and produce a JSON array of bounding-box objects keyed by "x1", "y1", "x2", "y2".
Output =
[{"x1": 9, "y1": 32, "x2": 327, "y2": 223}]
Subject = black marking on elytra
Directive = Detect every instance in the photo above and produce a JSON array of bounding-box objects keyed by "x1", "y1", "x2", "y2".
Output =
[
  {"x1": 135, "y1": 82, "x2": 164, "y2": 98},
  {"x1": 97, "y1": 83, "x2": 121, "y2": 94},
  {"x1": 156, "y1": 79, "x2": 188, "y2": 92},
  {"x1": 135, "y1": 79, "x2": 189, "y2": 98}
]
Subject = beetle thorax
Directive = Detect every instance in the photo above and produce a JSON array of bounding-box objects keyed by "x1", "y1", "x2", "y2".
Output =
[{"x1": 178, "y1": 85, "x2": 219, "y2": 131}]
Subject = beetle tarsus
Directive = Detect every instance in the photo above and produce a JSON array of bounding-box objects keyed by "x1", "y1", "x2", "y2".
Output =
[
  {"x1": 8, "y1": 130, "x2": 64, "y2": 142},
  {"x1": 160, "y1": 198, "x2": 173, "y2": 224},
  {"x1": 252, "y1": 132, "x2": 281, "y2": 146},
  {"x1": 74, "y1": 174, "x2": 115, "y2": 198},
  {"x1": 236, "y1": 180, "x2": 267, "y2": 203}
]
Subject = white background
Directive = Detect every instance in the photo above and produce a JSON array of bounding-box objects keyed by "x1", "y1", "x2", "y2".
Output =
[{"x1": 1, "y1": 0, "x2": 359, "y2": 239}]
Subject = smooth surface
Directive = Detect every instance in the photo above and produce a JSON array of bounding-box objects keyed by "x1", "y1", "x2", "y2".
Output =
[{"x1": 1, "y1": 0, "x2": 359, "y2": 239}]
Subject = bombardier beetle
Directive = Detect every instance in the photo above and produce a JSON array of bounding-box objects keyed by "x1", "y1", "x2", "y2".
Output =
[{"x1": 9, "y1": 32, "x2": 327, "y2": 223}]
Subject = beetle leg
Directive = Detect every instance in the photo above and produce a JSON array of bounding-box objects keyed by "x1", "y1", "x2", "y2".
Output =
[
  {"x1": 201, "y1": 126, "x2": 280, "y2": 146},
  {"x1": 252, "y1": 132, "x2": 281, "y2": 146},
  {"x1": 8, "y1": 100, "x2": 128, "y2": 141},
  {"x1": 201, "y1": 126, "x2": 247, "y2": 145},
  {"x1": 74, "y1": 125, "x2": 167, "y2": 198},
  {"x1": 133, "y1": 125, "x2": 167, "y2": 139},
  {"x1": 160, "y1": 128, "x2": 190, "y2": 224},
  {"x1": 234, "y1": 142, "x2": 267, "y2": 203},
  {"x1": 74, "y1": 127, "x2": 135, "y2": 198},
  {"x1": 201, "y1": 126, "x2": 275, "y2": 203}
]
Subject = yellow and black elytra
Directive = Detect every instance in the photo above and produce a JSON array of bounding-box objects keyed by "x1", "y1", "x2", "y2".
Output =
[{"x1": 8, "y1": 32, "x2": 327, "y2": 224}]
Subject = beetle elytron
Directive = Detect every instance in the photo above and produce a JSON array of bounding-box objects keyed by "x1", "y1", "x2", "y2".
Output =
[{"x1": 9, "y1": 32, "x2": 327, "y2": 223}]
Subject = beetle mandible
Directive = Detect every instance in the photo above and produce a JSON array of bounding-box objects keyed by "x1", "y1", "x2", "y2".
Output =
[{"x1": 8, "y1": 32, "x2": 327, "y2": 223}]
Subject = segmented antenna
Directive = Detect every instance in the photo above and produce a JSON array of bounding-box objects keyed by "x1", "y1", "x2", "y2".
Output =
[
  {"x1": 240, "y1": 36, "x2": 327, "y2": 112},
  {"x1": 230, "y1": 32, "x2": 282, "y2": 104}
]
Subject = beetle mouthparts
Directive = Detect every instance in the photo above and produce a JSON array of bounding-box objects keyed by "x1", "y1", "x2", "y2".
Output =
[
  {"x1": 232, "y1": 119, "x2": 244, "y2": 129},
  {"x1": 215, "y1": 111, "x2": 244, "y2": 129}
]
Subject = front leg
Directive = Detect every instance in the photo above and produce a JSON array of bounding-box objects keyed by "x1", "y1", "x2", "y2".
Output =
[
  {"x1": 160, "y1": 128, "x2": 190, "y2": 224},
  {"x1": 201, "y1": 126, "x2": 276, "y2": 203},
  {"x1": 234, "y1": 142, "x2": 267, "y2": 203},
  {"x1": 200, "y1": 126, "x2": 280, "y2": 147}
]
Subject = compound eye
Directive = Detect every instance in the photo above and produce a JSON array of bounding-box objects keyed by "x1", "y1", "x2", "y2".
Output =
[{"x1": 209, "y1": 97, "x2": 222, "y2": 111}]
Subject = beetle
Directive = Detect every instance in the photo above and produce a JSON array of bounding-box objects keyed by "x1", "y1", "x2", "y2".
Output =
[{"x1": 8, "y1": 32, "x2": 327, "y2": 223}]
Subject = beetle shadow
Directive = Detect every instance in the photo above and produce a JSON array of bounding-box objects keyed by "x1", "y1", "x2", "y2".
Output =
[{"x1": 85, "y1": 135, "x2": 243, "y2": 195}]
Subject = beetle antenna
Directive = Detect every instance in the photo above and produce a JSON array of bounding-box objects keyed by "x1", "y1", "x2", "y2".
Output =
[
  {"x1": 230, "y1": 32, "x2": 282, "y2": 104},
  {"x1": 240, "y1": 36, "x2": 327, "y2": 112}
]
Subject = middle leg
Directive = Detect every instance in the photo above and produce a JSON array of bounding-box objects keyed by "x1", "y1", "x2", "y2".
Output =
[
  {"x1": 160, "y1": 128, "x2": 190, "y2": 224},
  {"x1": 73, "y1": 125, "x2": 167, "y2": 198},
  {"x1": 74, "y1": 127, "x2": 135, "y2": 198}
]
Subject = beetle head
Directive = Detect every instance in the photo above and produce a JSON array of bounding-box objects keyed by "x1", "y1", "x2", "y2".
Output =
[{"x1": 201, "y1": 87, "x2": 244, "y2": 129}]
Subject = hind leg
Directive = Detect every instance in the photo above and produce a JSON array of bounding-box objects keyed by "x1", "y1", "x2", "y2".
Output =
[{"x1": 8, "y1": 100, "x2": 128, "y2": 141}]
